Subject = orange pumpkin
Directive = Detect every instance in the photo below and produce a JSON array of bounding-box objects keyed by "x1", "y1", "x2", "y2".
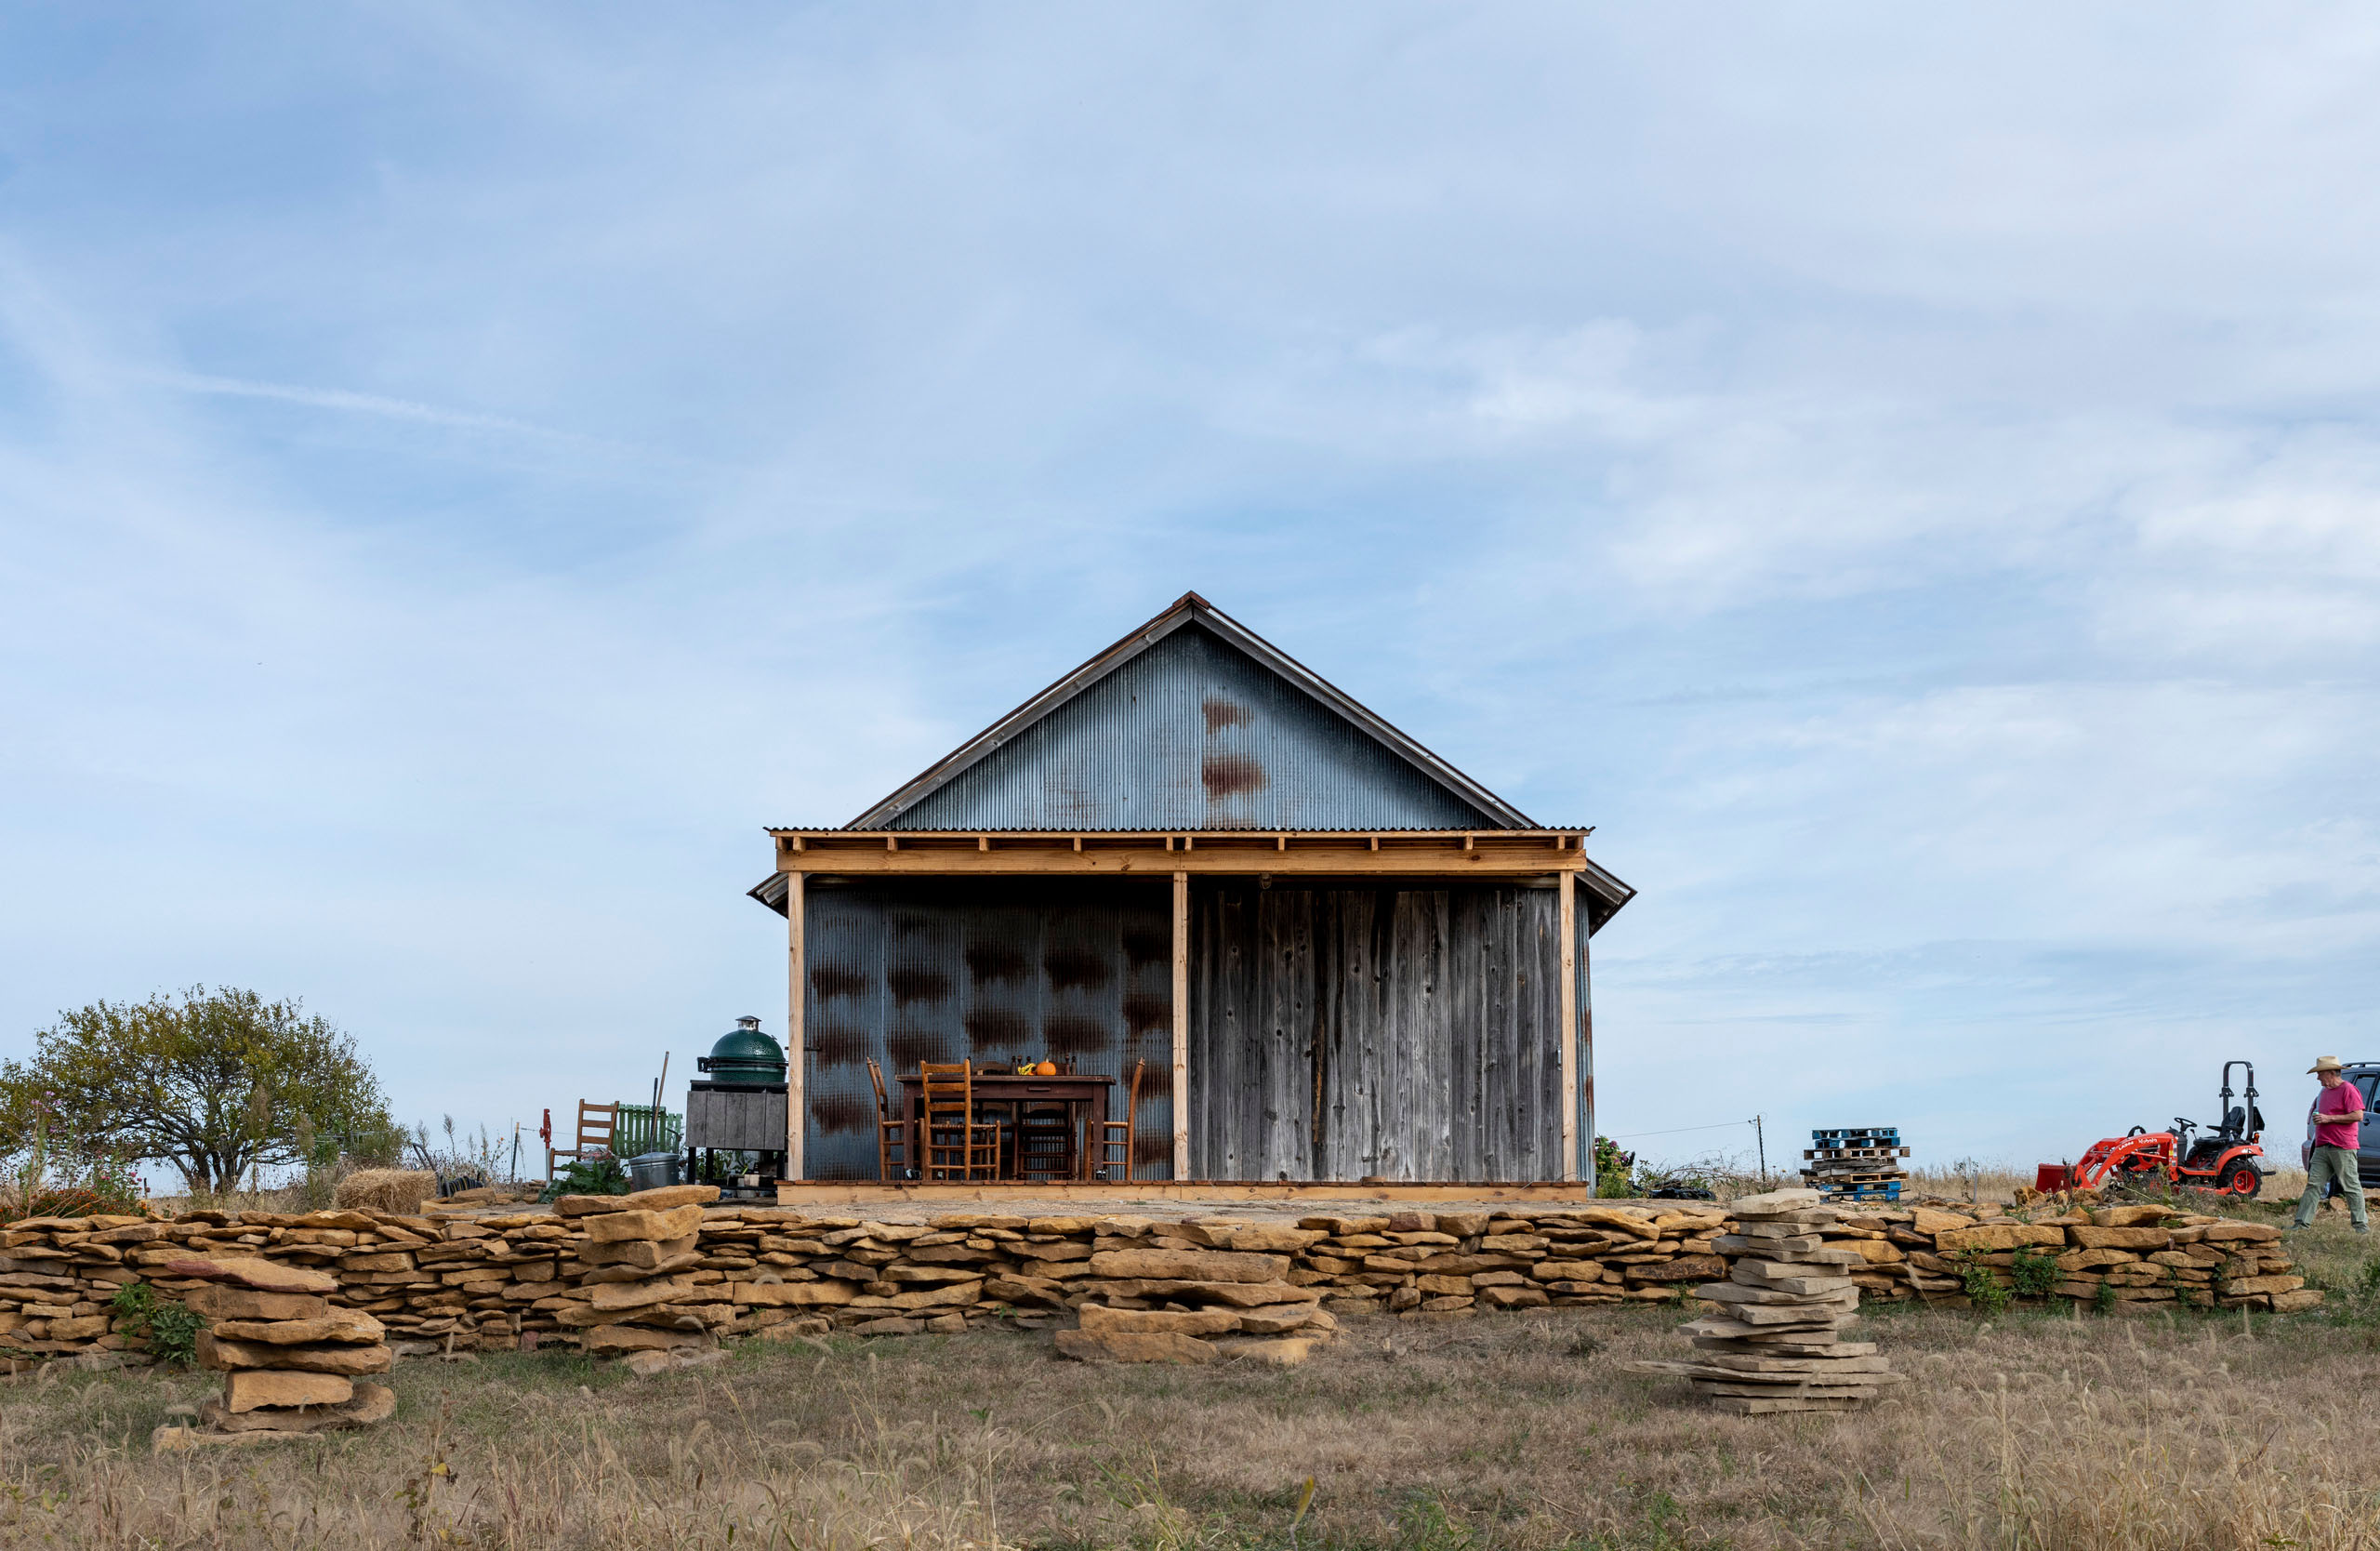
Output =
[{"x1": 1034, "y1": 1059, "x2": 1058, "y2": 1076}]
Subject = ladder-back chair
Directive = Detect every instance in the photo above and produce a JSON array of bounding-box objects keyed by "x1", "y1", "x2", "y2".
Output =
[
  {"x1": 1093, "y1": 1060, "x2": 1146, "y2": 1182},
  {"x1": 865, "y1": 1057, "x2": 911, "y2": 1180},
  {"x1": 919, "y1": 1062, "x2": 999, "y2": 1181},
  {"x1": 547, "y1": 1100, "x2": 619, "y2": 1182},
  {"x1": 1014, "y1": 1100, "x2": 1077, "y2": 1181}
]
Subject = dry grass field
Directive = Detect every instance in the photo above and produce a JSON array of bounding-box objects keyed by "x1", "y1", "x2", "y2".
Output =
[{"x1": 5, "y1": 1210, "x2": 2378, "y2": 1551}]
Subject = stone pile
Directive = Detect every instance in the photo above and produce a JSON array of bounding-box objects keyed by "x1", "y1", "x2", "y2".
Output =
[
  {"x1": 1896, "y1": 1201, "x2": 2308, "y2": 1312},
  {"x1": 1299, "y1": 1203, "x2": 1736, "y2": 1319},
  {"x1": 549, "y1": 1184, "x2": 737, "y2": 1369},
  {"x1": 1628, "y1": 1186, "x2": 1902, "y2": 1413},
  {"x1": 1055, "y1": 1221, "x2": 1340, "y2": 1365},
  {"x1": 154, "y1": 1253, "x2": 394, "y2": 1448}
]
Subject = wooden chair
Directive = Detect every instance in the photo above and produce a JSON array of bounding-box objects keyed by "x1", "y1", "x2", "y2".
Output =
[
  {"x1": 865, "y1": 1058, "x2": 910, "y2": 1180},
  {"x1": 1093, "y1": 1060, "x2": 1146, "y2": 1182},
  {"x1": 546, "y1": 1100, "x2": 618, "y2": 1181},
  {"x1": 919, "y1": 1062, "x2": 999, "y2": 1181},
  {"x1": 1014, "y1": 1100, "x2": 1077, "y2": 1181}
]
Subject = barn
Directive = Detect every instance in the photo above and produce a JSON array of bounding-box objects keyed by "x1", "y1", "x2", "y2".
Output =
[{"x1": 750, "y1": 592, "x2": 1633, "y2": 1186}]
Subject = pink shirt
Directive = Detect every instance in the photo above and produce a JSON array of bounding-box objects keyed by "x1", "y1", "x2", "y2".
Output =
[{"x1": 2313, "y1": 1080, "x2": 2367, "y2": 1150}]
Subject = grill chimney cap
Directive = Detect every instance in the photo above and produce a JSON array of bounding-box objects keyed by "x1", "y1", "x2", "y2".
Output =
[{"x1": 735, "y1": 1014, "x2": 762, "y2": 1028}]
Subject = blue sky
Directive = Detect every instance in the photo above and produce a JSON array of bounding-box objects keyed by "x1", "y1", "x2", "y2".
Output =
[{"x1": 6, "y1": 6, "x2": 2378, "y2": 1174}]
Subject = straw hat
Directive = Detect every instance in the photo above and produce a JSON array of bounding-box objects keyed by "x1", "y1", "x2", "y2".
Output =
[{"x1": 2308, "y1": 1055, "x2": 2346, "y2": 1074}]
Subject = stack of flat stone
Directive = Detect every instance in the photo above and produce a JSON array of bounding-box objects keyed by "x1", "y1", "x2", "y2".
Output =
[
  {"x1": 155, "y1": 1253, "x2": 394, "y2": 1448},
  {"x1": 1054, "y1": 1220, "x2": 1340, "y2": 1366},
  {"x1": 1626, "y1": 1186, "x2": 1900, "y2": 1414},
  {"x1": 550, "y1": 1184, "x2": 731, "y2": 1366}
]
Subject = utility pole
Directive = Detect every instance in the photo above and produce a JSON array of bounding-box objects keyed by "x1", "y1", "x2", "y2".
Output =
[{"x1": 1754, "y1": 1115, "x2": 1767, "y2": 1183}]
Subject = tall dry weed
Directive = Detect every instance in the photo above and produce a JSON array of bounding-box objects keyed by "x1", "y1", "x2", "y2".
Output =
[
  {"x1": 0, "y1": 1373, "x2": 1020, "y2": 1551},
  {"x1": 1856, "y1": 1345, "x2": 2376, "y2": 1551}
]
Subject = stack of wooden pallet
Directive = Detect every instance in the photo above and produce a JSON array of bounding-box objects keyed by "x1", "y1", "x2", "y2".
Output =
[
  {"x1": 1625, "y1": 1186, "x2": 1902, "y2": 1413},
  {"x1": 1801, "y1": 1127, "x2": 1909, "y2": 1203}
]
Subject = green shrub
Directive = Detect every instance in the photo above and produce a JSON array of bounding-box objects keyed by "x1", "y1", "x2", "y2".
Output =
[
  {"x1": 1593, "y1": 1136, "x2": 1639, "y2": 1199},
  {"x1": 541, "y1": 1157, "x2": 628, "y2": 1201},
  {"x1": 108, "y1": 1280, "x2": 203, "y2": 1365},
  {"x1": 2010, "y1": 1245, "x2": 2063, "y2": 1299},
  {"x1": 1958, "y1": 1251, "x2": 2012, "y2": 1315}
]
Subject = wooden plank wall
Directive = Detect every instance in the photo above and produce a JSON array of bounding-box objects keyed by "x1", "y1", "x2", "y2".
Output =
[{"x1": 1188, "y1": 882, "x2": 1565, "y2": 1181}]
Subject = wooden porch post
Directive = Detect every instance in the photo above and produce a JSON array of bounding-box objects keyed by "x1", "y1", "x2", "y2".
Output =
[
  {"x1": 1558, "y1": 871, "x2": 1580, "y2": 1183},
  {"x1": 1171, "y1": 869, "x2": 1190, "y2": 1181},
  {"x1": 785, "y1": 871, "x2": 806, "y2": 1182},
  {"x1": 1580, "y1": 891, "x2": 1594, "y2": 1195}
]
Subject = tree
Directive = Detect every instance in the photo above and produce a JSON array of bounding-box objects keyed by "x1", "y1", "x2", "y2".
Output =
[{"x1": 0, "y1": 987, "x2": 394, "y2": 1193}]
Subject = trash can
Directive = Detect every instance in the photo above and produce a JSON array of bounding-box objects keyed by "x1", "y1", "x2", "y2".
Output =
[{"x1": 627, "y1": 1151, "x2": 682, "y2": 1191}]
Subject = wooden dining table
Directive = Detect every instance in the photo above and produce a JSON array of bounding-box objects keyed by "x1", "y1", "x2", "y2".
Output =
[{"x1": 895, "y1": 1070, "x2": 1115, "y2": 1182}]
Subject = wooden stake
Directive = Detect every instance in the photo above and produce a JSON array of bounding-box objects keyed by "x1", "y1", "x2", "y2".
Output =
[
  {"x1": 1172, "y1": 869, "x2": 1190, "y2": 1182},
  {"x1": 786, "y1": 871, "x2": 806, "y2": 1182},
  {"x1": 1558, "y1": 871, "x2": 1579, "y2": 1183}
]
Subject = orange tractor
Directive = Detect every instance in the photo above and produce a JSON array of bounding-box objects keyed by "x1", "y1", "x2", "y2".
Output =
[{"x1": 2038, "y1": 1061, "x2": 2268, "y2": 1199}]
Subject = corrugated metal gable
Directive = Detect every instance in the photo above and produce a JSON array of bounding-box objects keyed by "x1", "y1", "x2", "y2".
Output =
[{"x1": 891, "y1": 625, "x2": 1499, "y2": 831}]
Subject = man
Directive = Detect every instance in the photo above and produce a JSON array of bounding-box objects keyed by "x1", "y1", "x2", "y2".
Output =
[{"x1": 2292, "y1": 1056, "x2": 2369, "y2": 1233}]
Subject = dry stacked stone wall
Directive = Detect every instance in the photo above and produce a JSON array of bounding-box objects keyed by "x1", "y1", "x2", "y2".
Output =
[{"x1": 0, "y1": 1191, "x2": 2317, "y2": 1369}]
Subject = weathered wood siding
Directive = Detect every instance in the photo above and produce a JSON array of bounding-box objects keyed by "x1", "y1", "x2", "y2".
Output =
[{"x1": 1187, "y1": 882, "x2": 1569, "y2": 1181}]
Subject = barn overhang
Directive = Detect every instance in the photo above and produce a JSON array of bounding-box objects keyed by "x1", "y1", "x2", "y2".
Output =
[{"x1": 747, "y1": 827, "x2": 1634, "y2": 932}]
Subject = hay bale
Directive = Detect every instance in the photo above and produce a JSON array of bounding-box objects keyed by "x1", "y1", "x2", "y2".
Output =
[{"x1": 333, "y1": 1170, "x2": 434, "y2": 1215}]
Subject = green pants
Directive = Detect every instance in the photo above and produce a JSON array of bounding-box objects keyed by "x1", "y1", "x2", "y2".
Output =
[{"x1": 2294, "y1": 1145, "x2": 2368, "y2": 1227}]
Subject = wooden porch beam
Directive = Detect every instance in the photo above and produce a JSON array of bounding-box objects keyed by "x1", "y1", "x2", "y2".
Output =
[{"x1": 776, "y1": 847, "x2": 1590, "y2": 878}]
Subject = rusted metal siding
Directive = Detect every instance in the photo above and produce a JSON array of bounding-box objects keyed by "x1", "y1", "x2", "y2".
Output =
[
  {"x1": 800, "y1": 879, "x2": 1176, "y2": 1182},
  {"x1": 1187, "y1": 882, "x2": 1567, "y2": 1181},
  {"x1": 890, "y1": 625, "x2": 1499, "y2": 832}
]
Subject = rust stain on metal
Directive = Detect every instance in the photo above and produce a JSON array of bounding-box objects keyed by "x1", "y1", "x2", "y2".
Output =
[
  {"x1": 885, "y1": 1028, "x2": 952, "y2": 1072},
  {"x1": 812, "y1": 1093, "x2": 871, "y2": 1136},
  {"x1": 810, "y1": 1023, "x2": 870, "y2": 1071},
  {"x1": 1042, "y1": 1014, "x2": 1110, "y2": 1054},
  {"x1": 885, "y1": 966, "x2": 952, "y2": 1006},
  {"x1": 810, "y1": 965, "x2": 871, "y2": 1001},
  {"x1": 1041, "y1": 946, "x2": 1113, "y2": 991},
  {"x1": 1201, "y1": 696, "x2": 1251, "y2": 732},
  {"x1": 965, "y1": 943, "x2": 1032, "y2": 984},
  {"x1": 964, "y1": 1007, "x2": 1030, "y2": 1047},
  {"x1": 1201, "y1": 753, "x2": 1267, "y2": 797},
  {"x1": 1121, "y1": 928, "x2": 1170, "y2": 966},
  {"x1": 1121, "y1": 992, "x2": 1170, "y2": 1032}
]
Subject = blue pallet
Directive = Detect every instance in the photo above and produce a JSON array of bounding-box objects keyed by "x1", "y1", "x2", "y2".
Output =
[
  {"x1": 1821, "y1": 1184, "x2": 1904, "y2": 1201},
  {"x1": 1812, "y1": 1127, "x2": 1899, "y2": 1143}
]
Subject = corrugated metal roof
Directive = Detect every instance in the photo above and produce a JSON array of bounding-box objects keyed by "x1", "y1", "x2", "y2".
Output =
[
  {"x1": 847, "y1": 593, "x2": 1539, "y2": 831},
  {"x1": 765, "y1": 825, "x2": 1602, "y2": 833}
]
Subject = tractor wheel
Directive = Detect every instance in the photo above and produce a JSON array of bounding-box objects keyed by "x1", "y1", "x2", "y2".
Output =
[{"x1": 2216, "y1": 1158, "x2": 2261, "y2": 1199}]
